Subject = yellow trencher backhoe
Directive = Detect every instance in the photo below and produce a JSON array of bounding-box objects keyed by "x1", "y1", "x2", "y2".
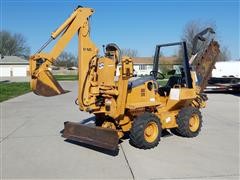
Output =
[{"x1": 30, "y1": 6, "x2": 220, "y2": 150}]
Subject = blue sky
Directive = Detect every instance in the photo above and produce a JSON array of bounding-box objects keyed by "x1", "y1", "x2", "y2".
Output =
[{"x1": 1, "y1": 0, "x2": 239, "y2": 59}]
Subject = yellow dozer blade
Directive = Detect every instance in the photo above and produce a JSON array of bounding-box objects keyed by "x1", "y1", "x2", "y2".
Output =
[
  {"x1": 63, "y1": 121, "x2": 119, "y2": 150},
  {"x1": 31, "y1": 69, "x2": 66, "y2": 97}
]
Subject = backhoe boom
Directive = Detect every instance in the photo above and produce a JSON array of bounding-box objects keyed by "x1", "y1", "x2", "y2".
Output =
[{"x1": 30, "y1": 7, "x2": 96, "y2": 98}]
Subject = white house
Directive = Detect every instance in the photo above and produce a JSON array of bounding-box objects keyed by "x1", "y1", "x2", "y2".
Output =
[
  {"x1": 116, "y1": 57, "x2": 179, "y2": 76},
  {"x1": 131, "y1": 57, "x2": 153, "y2": 76},
  {"x1": 116, "y1": 57, "x2": 153, "y2": 76},
  {"x1": 0, "y1": 56, "x2": 29, "y2": 77}
]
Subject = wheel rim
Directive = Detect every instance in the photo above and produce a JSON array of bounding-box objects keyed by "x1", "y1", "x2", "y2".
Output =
[
  {"x1": 144, "y1": 121, "x2": 158, "y2": 143},
  {"x1": 189, "y1": 114, "x2": 200, "y2": 132}
]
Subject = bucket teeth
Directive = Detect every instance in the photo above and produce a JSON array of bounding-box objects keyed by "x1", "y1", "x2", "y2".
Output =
[{"x1": 62, "y1": 121, "x2": 119, "y2": 151}]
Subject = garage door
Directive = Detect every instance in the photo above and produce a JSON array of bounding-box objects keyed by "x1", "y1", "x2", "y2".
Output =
[
  {"x1": 0, "y1": 67, "x2": 11, "y2": 77},
  {"x1": 12, "y1": 67, "x2": 27, "y2": 76}
]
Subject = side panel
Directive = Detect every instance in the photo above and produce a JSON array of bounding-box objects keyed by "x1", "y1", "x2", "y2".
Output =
[
  {"x1": 126, "y1": 81, "x2": 160, "y2": 109},
  {"x1": 97, "y1": 57, "x2": 116, "y2": 87},
  {"x1": 166, "y1": 88, "x2": 197, "y2": 110},
  {"x1": 156, "y1": 110, "x2": 179, "y2": 129}
]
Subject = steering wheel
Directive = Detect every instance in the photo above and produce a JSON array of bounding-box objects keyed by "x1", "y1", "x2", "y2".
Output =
[{"x1": 150, "y1": 71, "x2": 165, "y2": 80}]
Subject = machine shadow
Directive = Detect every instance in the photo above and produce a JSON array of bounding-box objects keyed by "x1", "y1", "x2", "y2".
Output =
[
  {"x1": 162, "y1": 129, "x2": 173, "y2": 137},
  {"x1": 80, "y1": 116, "x2": 95, "y2": 124},
  {"x1": 64, "y1": 139, "x2": 119, "y2": 156},
  {"x1": 121, "y1": 130, "x2": 173, "y2": 140},
  {"x1": 63, "y1": 90, "x2": 71, "y2": 94}
]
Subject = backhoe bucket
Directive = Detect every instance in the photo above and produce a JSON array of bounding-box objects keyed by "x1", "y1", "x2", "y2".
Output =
[
  {"x1": 62, "y1": 121, "x2": 119, "y2": 151},
  {"x1": 31, "y1": 70, "x2": 66, "y2": 97}
]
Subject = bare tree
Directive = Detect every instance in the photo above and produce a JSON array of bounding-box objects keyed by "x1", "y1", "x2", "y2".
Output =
[
  {"x1": 121, "y1": 48, "x2": 138, "y2": 57},
  {"x1": 0, "y1": 30, "x2": 30, "y2": 57},
  {"x1": 182, "y1": 21, "x2": 216, "y2": 55},
  {"x1": 180, "y1": 20, "x2": 230, "y2": 61},
  {"x1": 54, "y1": 51, "x2": 77, "y2": 68}
]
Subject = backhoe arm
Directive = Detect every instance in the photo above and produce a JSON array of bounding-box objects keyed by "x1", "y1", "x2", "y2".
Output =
[{"x1": 30, "y1": 7, "x2": 97, "y2": 96}]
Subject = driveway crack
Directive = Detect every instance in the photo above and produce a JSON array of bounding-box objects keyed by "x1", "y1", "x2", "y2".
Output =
[
  {"x1": 0, "y1": 119, "x2": 29, "y2": 143},
  {"x1": 120, "y1": 144, "x2": 135, "y2": 180}
]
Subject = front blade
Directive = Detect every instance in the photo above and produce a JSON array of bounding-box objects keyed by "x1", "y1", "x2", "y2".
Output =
[
  {"x1": 31, "y1": 70, "x2": 66, "y2": 97},
  {"x1": 62, "y1": 121, "x2": 119, "y2": 151}
]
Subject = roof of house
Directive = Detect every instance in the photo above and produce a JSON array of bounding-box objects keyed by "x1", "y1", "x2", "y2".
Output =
[
  {"x1": 132, "y1": 57, "x2": 153, "y2": 64},
  {"x1": 132, "y1": 56, "x2": 179, "y2": 64},
  {"x1": 0, "y1": 56, "x2": 29, "y2": 65}
]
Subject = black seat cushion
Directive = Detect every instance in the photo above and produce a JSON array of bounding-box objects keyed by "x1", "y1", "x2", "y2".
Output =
[{"x1": 158, "y1": 76, "x2": 183, "y2": 96}]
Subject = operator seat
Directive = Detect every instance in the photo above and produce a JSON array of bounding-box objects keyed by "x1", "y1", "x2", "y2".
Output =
[{"x1": 158, "y1": 76, "x2": 184, "y2": 96}]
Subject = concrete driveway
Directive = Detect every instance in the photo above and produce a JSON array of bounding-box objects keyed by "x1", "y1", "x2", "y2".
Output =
[{"x1": 1, "y1": 82, "x2": 239, "y2": 179}]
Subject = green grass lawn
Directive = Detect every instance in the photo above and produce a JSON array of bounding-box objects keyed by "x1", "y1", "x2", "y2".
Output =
[
  {"x1": 0, "y1": 75, "x2": 77, "y2": 102},
  {"x1": 54, "y1": 75, "x2": 78, "y2": 81},
  {"x1": 0, "y1": 82, "x2": 31, "y2": 102},
  {"x1": 157, "y1": 79, "x2": 168, "y2": 86}
]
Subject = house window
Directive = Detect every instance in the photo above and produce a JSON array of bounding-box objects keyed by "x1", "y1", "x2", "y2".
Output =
[{"x1": 139, "y1": 64, "x2": 147, "y2": 70}]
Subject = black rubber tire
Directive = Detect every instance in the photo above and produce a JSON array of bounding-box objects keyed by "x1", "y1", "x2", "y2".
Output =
[
  {"x1": 170, "y1": 107, "x2": 202, "y2": 137},
  {"x1": 130, "y1": 112, "x2": 162, "y2": 149}
]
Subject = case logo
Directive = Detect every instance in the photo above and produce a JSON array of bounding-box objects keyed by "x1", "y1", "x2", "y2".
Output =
[{"x1": 98, "y1": 62, "x2": 104, "y2": 69}]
